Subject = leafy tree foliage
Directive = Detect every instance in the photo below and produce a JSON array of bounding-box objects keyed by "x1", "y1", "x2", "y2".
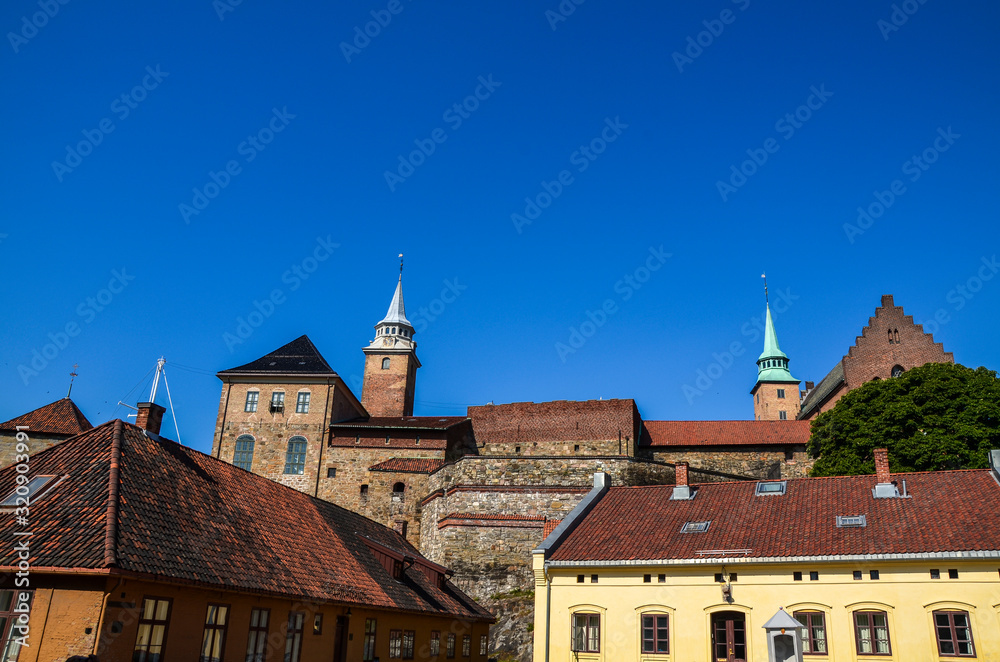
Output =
[{"x1": 808, "y1": 363, "x2": 1000, "y2": 476}]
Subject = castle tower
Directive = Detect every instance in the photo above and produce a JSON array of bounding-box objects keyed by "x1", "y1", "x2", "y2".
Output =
[
  {"x1": 362, "y1": 266, "x2": 420, "y2": 417},
  {"x1": 751, "y1": 303, "x2": 801, "y2": 420}
]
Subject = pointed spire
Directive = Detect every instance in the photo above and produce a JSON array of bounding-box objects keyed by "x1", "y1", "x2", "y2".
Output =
[
  {"x1": 758, "y1": 304, "x2": 788, "y2": 362},
  {"x1": 755, "y1": 281, "x2": 798, "y2": 384},
  {"x1": 378, "y1": 269, "x2": 412, "y2": 327}
]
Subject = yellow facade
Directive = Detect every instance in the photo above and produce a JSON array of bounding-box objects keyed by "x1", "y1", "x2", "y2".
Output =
[{"x1": 533, "y1": 555, "x2": 1000, "y2": 662}]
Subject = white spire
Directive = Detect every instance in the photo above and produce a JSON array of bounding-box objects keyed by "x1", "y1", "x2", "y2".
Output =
[{"x1": 378, "y1": 274, "x2": 412, "y2": 327}]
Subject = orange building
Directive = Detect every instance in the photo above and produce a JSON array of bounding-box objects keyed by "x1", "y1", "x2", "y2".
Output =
[{"x1": 0, "y1": 407, "x2": 492, "y2": 662}]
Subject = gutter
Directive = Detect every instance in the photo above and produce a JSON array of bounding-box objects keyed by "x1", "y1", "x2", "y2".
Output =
[{"x1": 545, "y1": 550, "x2": 1000, "y2": 568}]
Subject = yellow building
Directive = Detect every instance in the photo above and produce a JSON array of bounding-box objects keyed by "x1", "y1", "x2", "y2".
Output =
[{"x1": 533, "y1": 453, "x2": 1000, "y2": 662}]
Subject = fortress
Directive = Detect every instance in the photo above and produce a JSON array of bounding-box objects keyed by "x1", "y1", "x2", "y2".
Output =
[{"x1": 206, "y1": 271, "x2": 952, "y2": 660}]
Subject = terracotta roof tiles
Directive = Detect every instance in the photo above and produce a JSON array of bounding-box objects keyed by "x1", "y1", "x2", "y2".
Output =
[
  {"x1": 642, "y1": 420, "x2": 810, "y2": 447},
  {"x1": 0, "y1": 398, "x2": 92, "y2": 436}
]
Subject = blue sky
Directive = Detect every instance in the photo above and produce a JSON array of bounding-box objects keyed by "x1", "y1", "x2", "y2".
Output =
[{"x1": 2, "y1": 0, "x2": 998, "y2": 454}]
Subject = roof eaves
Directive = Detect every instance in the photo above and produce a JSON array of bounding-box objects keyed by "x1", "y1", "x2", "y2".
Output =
[{"x1": 545, "y1": 550, "x2": 1000, "y2": 567}]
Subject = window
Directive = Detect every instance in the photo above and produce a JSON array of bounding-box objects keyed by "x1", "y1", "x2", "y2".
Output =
[
  {"x1": 429, "y1": 631, "x2": 440, "y2": 656},
  {"x1": 360, "y1": 484, "x2": 369, "y2": 502},
  {"x1": 133, "y1": 597, "x2": 172, "y2": 662},
  {"x1": 777, "y1": 389, "x2": 785, "y2": 398},
  {"x1": 930, "y1": 569, "x2": 941, "y2": 579},
  {"x1": 270, "y1": 391, "x2": 285, "y2": 413},
  {"x1": 382, "y1": 358, "x2": 391, "y2": 370},
  {"x1": 755, "y1": 481, "x2": 786, "y2": 496},
  {"x1": 810, "y1": 571, "x2": 819, "y2": 581},
  {"x1": 362, "y1": 619, "x2": 377, "y2": 661},
  {"x1": 480, "y1": 634, "x2": 488, "y2": 655},
  {"x1": 446, "y1": 633, "x2": 456, "y2": 658},
  {"x1": 658, "y1": 574, "x2": 666, "y2": 583},
  {"x1": 574, "y1": 444, "x2": 580, "y2": 452},
  {"x1": 643, "y1": 574, "x2": 651, "y2": 583},
  {"x1": 870, "y1": 570, "x2": 880, "y2": 580},
  {"x1": 327, "y1": 467, "x2": 336, "y2": 478},
  {"x1": 891, "y1": 365, "x2": 905, "y2": 378},
  {"x1": 0, "y1": 590, "x2": 32, "y2": 662},
  {"x1": 245, "y1": 608, "x2": 269, "y2": 662},
  {"x1": 296, "y1": 392, "x2": 310, "y2": 413},
  {"x1": 681, "y1": 521, "x2": 710, "y2": 533},
  {"x1": 854, "y1": 611, "x2": 891, "y2": 655},
  {"x1": 233, "y1": 435, "x2": 255, "y2": 471},
  {"x1": 779, "y1": 410, "x2": 788, "y2": 420},
  {"x1": 284, "y1": 437, "x2": 307, "y2": 474},
  {"x1": 461, "y1": 635, "x2": 471, "y2": 657},
  {"x1": 590, "y1": 574, "x2": 598, "y2": 583},
  {"x1": 934, "y1": 611, "x2": 975, "y2": 657},
  {"x1": 794, "y1": 611, "x2": 827, "y2": 655},
  {"x1": 837, "y1": 515, "x2": 867, "y2": 528},
  {"x1": 572, "y1": 613, "x2": 600, "y2": 653},
  {"x1": 200, "y1": 604, "x2": 229, "y2": 662},
  {"x1": 793, "y1": 571, "x2": 803, "y2": 581},
  {"x1": 577, "y1": 575, "x2": 584, "y2": 583},
  {"x1": 313, "y1": 614, "x2": 323, "y2": 635},
  {"x1": 853, "y1": 571, "x2": 863, "y2": 580},
  {"x1": 0, "y1": 475, "x2": 59, "y2": 508},
  {"x1": 389, "y1": 629, "x2": 402, "y2": 658},
  {"x1": 392, "y1": 482, "x2": 405, "y2": 501},
  {"x1": 285, "y1": 612, "x2": 305, "y2": 662},
  {"x1": 245, "y1": 391, "x2": 258, "y2": 412},
  {"x1": 402, "y1": 630, "x2": 415, "y2": 658},
  {"x1": 948, "y1": 569, "x2": 959, "y2": 579},
  {"x1": 641, "y1": 614, "x2": 669, "y2": 654}
]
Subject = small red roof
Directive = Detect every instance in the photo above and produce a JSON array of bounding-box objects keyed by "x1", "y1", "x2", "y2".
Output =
[
  {"x1": 548, "y1": 469, "x2": 1000, "y2": 563},
  {"x1": 643, "y1": 420, "x2": 810, "y2": 447},
  {"x1": 369, "y1": 458, "x2": 447, "y2": 474},
  {"x1": 0, "y1": 398, "x2": 92, "y2": 436},
  {"x1": 0, "y1": 420, "x2": 491, "y2": 621},
  {"x1": 468, "y1": 399, "x2": 638, "y2": 444}
]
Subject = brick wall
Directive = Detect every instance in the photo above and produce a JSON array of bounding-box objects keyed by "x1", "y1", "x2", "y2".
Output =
[
  {"x1": 362, "y1": 351, "x2": 417, "y2": 417},
  {"x1": 20, "y1": 587, "x2": 104, "y2": 662},
  {"x1": 752, "y1": 383, "x2": 801, "y2": 421}
]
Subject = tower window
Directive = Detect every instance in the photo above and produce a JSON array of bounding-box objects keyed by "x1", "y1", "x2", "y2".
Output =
[
  {"x1": 270, "y1": 392, "x2": 285, "y2": 413},
  {"x1": 284, "y1": 437, "x2": 307, "y2": 475},
  {"x1": 295, "y1": 392, "x2": 310, "y2": 413},
  {"x1": 382, "y1": 358, "x2": 390, "y2": 370},
  {"x1": 244, "y1": 391, "x2": 259, "y2": 412},
  {"x1": 233, "y1": 435, "x2": 255, "y2": 471},
  {"x1": 891, "y1": 365, "x2": 905, "y2": 378},
  {"x1": 776, "y1": 389, "x2": 785, "y2": 399},
  {"x1": 392, "y1": 482, "x2": 405, "y2": 501},
  {"x1": 779, "y1": 411, "x2": 787, "y2": 420}
]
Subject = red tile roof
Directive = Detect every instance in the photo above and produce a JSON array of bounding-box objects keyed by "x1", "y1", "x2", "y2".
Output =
[
  {"x1": 438, "y1": 513, "x2": 546, "y2": 529},
  {"x1": 0, "y1": 398, "x2": 92, "y2": 436},
  {"x1": 369, "y1": 458, "x2": 447, "y2": 474},
  {"x1": 467, "y1": 399, "x2": 639, "y2": 444},
  {"x1": 548, "y1": 469, "x2": 1000, "y2": 563},
  {"x1": 543, "y1": 518, "x2": 563, "y2": 538},
  {"x1": 332, "y1": 416, "x2": 468, "y2": 430},
  {"x1": 0, "y1": 420, "x2": 491, "y2": 621},
  {"x1": 642, "y1": 420, "x2": 810, "y2": 447}
]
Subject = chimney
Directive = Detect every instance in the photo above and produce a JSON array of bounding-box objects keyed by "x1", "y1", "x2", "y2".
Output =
[
  {"x1": 136, "y1": 402, "x2": 166, "y2": 435},
  {"x1": 672, "y1": 462, "x2": 693, "y2": 500},
  {"x1": 872, "y1": 447, "x2": 899, "y2": 498},
  {"x1": 805, "y1": 381, "x2": 814, "y2": 391}
]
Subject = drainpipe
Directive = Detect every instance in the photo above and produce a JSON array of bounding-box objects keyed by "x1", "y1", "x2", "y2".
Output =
[
  {"x1": 544, "y1": 562, "x2": 552, "y2": 662},
  {"x1": 314, "y1": 380, "x2": 333, "y2": 497},
  {"x1": 93, "y1": 577, "x2": 124, "y2": 655},
  {"x1": 215, "y1": 382, "x2": 232, "y2": 458}
]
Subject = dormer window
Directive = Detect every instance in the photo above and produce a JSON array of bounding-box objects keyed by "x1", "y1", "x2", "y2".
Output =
[
  {"x1": 681, "y1": 521, "x2": 710, "y2": 533},
  {"x1": 837, "y1": 515, "x2": 867, "y2": 528},
  {"x1": 755, "y1": 481, "x2": 786, "y2": 496},
  {"x1": 1, "y1": 475, "x2": 60, "y2": 508}
]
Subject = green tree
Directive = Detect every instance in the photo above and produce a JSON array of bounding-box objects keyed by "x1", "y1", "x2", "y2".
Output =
[{"x1": 808, "y1": 363, "x2": 1000, "y2": 477}]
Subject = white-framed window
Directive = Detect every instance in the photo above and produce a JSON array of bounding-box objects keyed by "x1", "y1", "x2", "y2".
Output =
[
  {"x1": 284, "y1": 437, "x2": 307, "y2": 474},
  {"x1": 571, "y1": 613, "x2": 600, "y2": 653},
  {"x1": 296, "y1": 392, "x2": 310, "y2": 413},
  {"x1": 244, "y1": 391, "x2": 258, "y2": 412}
]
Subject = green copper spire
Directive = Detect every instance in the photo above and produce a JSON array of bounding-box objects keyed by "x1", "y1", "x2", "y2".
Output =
[{"x1": 755, "y1": 302, "x2": 799, "y2": 384}]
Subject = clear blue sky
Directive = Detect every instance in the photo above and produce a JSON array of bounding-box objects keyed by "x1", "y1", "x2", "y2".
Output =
[{"x1": 3, "y1": 0, "x2": 998, "y2": 454}]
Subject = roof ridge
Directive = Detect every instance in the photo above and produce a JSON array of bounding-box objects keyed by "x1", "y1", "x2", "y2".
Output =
[{"x1": 104, "y1": 419, "x2": 124, "y2": 568}]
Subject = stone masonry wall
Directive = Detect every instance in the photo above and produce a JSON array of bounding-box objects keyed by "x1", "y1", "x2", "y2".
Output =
[
  {"x1": 647, "y1": 447, "x2": 814, "y2": 479},
  {"x1": 0, "y1": 432, "x2": 67, "y2": 470}
]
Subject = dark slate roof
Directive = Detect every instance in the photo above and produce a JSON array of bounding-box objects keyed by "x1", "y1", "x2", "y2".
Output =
[
  {"x1": 0, "y1": 398, "x2": 92, "y2": 436},
  {"x1": 332, "y1": 417, "x2": 468, "y2": 431},
  {"x1": 0, "y1": 420, "x2": 491, "y2": 621},
  {"x1": 643, "y1": 420, "x2": 810, "y2": 447},
  {"x1": 217, "y1": 335, "x2": 337, "y2": 376},
  {"x1": 548, "y1": 468, "x2": 1000, "y2": 563},
  {"x1": 798, "y1": 361, "x2": 845, "y2": 419}
]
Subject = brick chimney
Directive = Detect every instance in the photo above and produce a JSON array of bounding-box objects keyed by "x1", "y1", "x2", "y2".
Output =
[
  {"x1": 135, "y1": 402, "x2": 166, "y2": 435},
  {"x1": 872, "y1": 447, "x2": 899, "y2": 498},
  {"x1": 672, "y1": 462, "x2": 692, "y2": 500}
]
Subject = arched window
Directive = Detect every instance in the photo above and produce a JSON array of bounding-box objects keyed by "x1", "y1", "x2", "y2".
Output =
[
  {"x1": 284, "y1": 436, "x2": 307, "y2": 475},
  {"x1": 888, "y1": 329, "x2": 893, "y2": 344},
  {"x1": 233, "y1": 435, "x2": 255, "y2": 471},
  {"x1": 392, "y1": 482, "x2": 405, "y2": 501},
  {"x1": 382, "y1": 358, "x2": 391, "y2": 370},
  {"x1": 891, "y1": 365, "x2": 905, "y2": 378},
  {"x1": 893, "y1": 328, "x2": 899, "y2": 343},
  {"x1": 360, "y1": 484, "x2": 369, "y2": 501}
]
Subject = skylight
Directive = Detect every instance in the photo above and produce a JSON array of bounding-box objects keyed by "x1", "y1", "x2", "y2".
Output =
[
  {"x1": 681, "y1": 521, "x2": 710, "y2": 533},
  {"x1": 1, "y1": 475, "x2": 59, "y2": 508},
  {"x1": 755, "y1": 481, "x2": 786, "y2": 496},
  {"x1": 836, "y1": 515, "x2": 867, "y2": 528}
]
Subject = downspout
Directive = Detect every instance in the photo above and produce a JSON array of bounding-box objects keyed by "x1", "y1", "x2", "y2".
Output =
[
  {"x1": 93, "y1": 577, "x2": 124, "y2": 655},
  {"x1": 544, "y1": 562, "x2": 552, "y2": 662},
  {"x1": 314, "y1": 380, "x2": 333, "y2": 497},
  {"x1": 215, "y1": 382, "x2": 232, "y2": 458}
]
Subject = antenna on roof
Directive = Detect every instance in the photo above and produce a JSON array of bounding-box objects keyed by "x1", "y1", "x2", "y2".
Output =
[
  {"x1": 66, "y1": 363, "x2": 79, "y2": 398},
  {"x1": 761, "y1": 273, "x2": 769, "y2": 304},
  {"x1": 148, "y1": 357, "x2": 182, "y2": 443}
]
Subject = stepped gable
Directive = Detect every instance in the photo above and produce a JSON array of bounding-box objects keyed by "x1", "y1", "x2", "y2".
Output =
[
  {"x1": 218, "y1": 334, "x2": 336, "y2": 375},
  {"x1": 0, "y1": 398, "x2": 92, "y2": 436},
  {"x1": 548, "y1": 469, "x2": 1000, "y2": 563},
  {"x1": 467, "y1": 399, "x2": 640, "y2": 445},
  {"x1": 0, "y1": 419, "x2": 492, "y2": 621},
  {"x1": 643, "y1": 420, "x2": 811, "y2": 447},
  {"x1": 799, "y1": 295, "x2": 954, "y2": 419}
]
